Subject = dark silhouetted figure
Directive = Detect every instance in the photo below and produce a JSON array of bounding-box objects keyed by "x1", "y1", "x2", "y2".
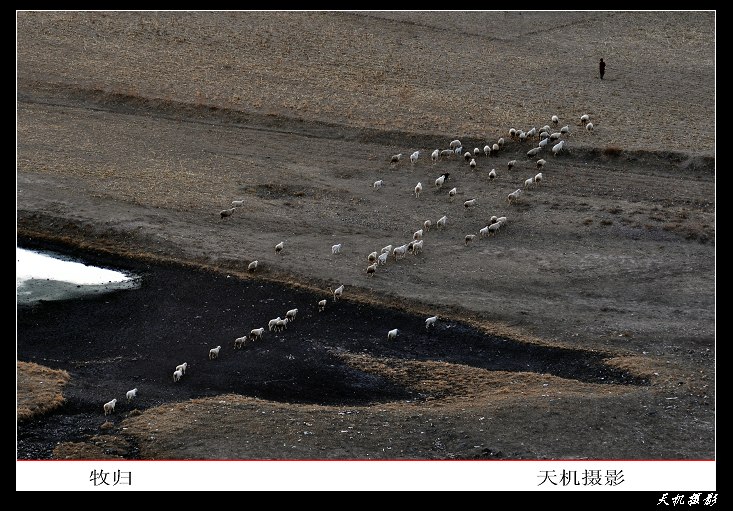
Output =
[{"x1": 599, "y1": 58, "x2": 606, "y2": 80}]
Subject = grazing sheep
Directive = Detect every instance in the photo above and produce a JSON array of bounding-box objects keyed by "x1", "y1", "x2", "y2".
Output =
[
  {"x1": 540, "y1": 131, "x2": 550, "y2": 140},
  {"x1": 435, "y1": 174, "x2": 446, "y2": 188},
  {"x1": 209, "y1": 346, "x2": 222, "y2": 359},
  {"x1": 410, "y1": 151, "x2": 420, "y2": 163},
  {"x1": 527, "y1": 127, "x2": 537, "y2": 139},
  {"x1": 410, "y1": 239, "x2": 423, "y2": 255},
  {"x1": 390, "y1": 153, "x2": 403, "y2": 163},
  {"x1": 560, "y1": 125, "x2": 570, "y2": 134},
  {"x1": 552, "y1": 115, "x2": 559, "y2": 125},
  {"x1": 366, "y1": 262, "x2": 377, "y2": 277},
  {"x1": 534, "y1": 172, "x2": 543, "y2": 186},
  {"x1": 507, "y1": 160, "x2": 516, "y2": 171},
  {"x1": 381, "y1": 244, "x2": 393, "y2": 254},
  {"x1": 580, "y1": 114, "x2": 590, "y2": 125},
  {"x1": 423, "y1": 219, "x2": 432, "y2": 232},
  {"x1": 549, "y1": 132, "x2": 562, "y2": 141},
  {"x1": 425, "y1": 316, "x2": 438, "y2": 330},
  {"x1": 232, "y1": 200, "x2": 244, "y2": 207},
  {"x1": 414, "y1": 182, "x2": 422, "y2": 198},
  {"x1": 275, "y1": 241, "x2": 284, "y2": 255},
  {"x1": 286, "y1": 308, "x2": 298, "y2": 321},
  {"x1": 373, "y1": 179, "x2": 385, "y2": 190},
  {"x1": 464, "y1": 198, "x2": 478, "y2": 209},
  {"x1": 524, "y1": 177, "x2": 534, "y2": 189},
  {"x1": 392, "y1": 244, "x2": 408, "y2": 260},
  {"x1": 488, "y1": 169, "x2": 497, "y2": 180},
  {"x1": 448, "y1": 187, "x2": 457, "y2": 199},
  {"x1": 527, "y1": 147, "x2": 541, "y2": 157},
  {"x1": 220, "y1": 208, "x2": 236, "y2": 219},
  {"x1": 586, "y1": 122, "x2": 594, "y2": 133},
  {"x1": 437, "y1": 215, "x2": 448, "y2": 229},
  {"x1": 104, "y1": 398, "x2": 117, "y2": 415},
  {"x1": 440, "y1": 149, "x2": 454, "y2": 158},
  {"x1": 176, "y1": 362, "x2": 187, "y2": 375},
  {"x1": 268, "y1": 317, "x2": 282, "y2": 331},
  {"x1": 472, "y1": 147, "x2": 479, "y2": 157},
  {"x1": 507, "y1": 188, "x2": 523, "y2": 204},
  {"x1": 318, "y1": 299, "x2": 327, "y2": 312},
  {"x1": 552, "y1": 140, "x2": 565, "y2": 156},
  {"x1": 492, "y1": 143, "x2": 500, "y2": 154},
  {"x1": 126, "y1": 388, "x2": 137, "y2": 402},
  {"x1": 536, "y1": 158, "x2": 546, "y2": 169},
  {"x1": 368, "y1": 251, "x2": 378, "y2": 263},
  {"x1": 479, "y1": 225, "x2": 490, "y2": 238},
  {"x1": 469, "y1": 158, "x2": 477, "y2": 169},
  {"x1": 333, "y1": 284, "x2": 344, "y2": 302},
  {"x1": 496, "y1": 216, "x2": 508, "y2": 226},
  {"x1": 454, "y1": 146, "x2": 463, "y2": 156},
  {"x1": 449, "y1": 139, "x2": 462, "y2": 149},
  {"x1": 483, "y1": 145, "x2": 491, "y2": 156},
  {"x1": 248, "y1": 260, "x2": 258, "y2": 272},
  {"x1": 387, "y1": 328, "x2": 399, "y2": 340},
  {"x1": 498, "y1": 137, "x2": 505, "y2": 147},
  {"x1": 173, "y1": 369, "x2": 183, "y2": 382},
  {"x1": 538, "y1": 138, "x2": 549, "y2": 149},
  {"x1": 332, "y1": 243, "x2": 342, "y2": 255},
  {"x1": 234, "y1": 335, "x2": 249, "y2": 349},
  {"x1": 431, "y1": 149, "x2": 440, "y2": 162},
  {"x1": 489, "y1": 215, "x2": 498, "y2": 224},
  {"x1": 274, "y1": 318, "x2": 289, "y2": 332},
  {"x1": 377, "y1": 251, "x2": 389, "y2": 265},
  {"x1": 465, "y1": 234, "x2": 476, "y2": 245},
  {"x1": 250, "y1": 328, "x2": 266, "y2": 341},
  {"x1": 464, "y1": 151, "x2": 472, "y2": 162},
  {"x1": 488, "y1": 222, "x2": 502, "y2": 236},
  {"x1": 413, "y1": 229, "x2": 423, "y2": 240},
  {"x1": 509, "y1": 128, "x2": 517, "y2": 139}
]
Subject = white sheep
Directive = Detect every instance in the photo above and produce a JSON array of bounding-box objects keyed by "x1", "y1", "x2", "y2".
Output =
[
  {"x1": 332, "y1": 243, "x2": 342, "y2": 255},
  {"x1": 552, "y1": 140, "x2": 565, "y2": 156},
  {"x1": 333, "y1": 284, "x2": 344, "y2": 301},
  {"x1": 381, "y1": 244, "x2": 393, "y2": 254},
  {"x1": 232, "y1": 200, "x2": 244, "y2": 207},
  {"x1": 173, "y1": 369, "x2": 183, "y2": 382},
  {"x1": 483, "y1": 144, "x2": 491, "y2": 156},
  {"x1": 440, "y1": 149, "x2": 454, "y2": 158},
  {"x1": 373, "y1": 179, "x2": 384, "y2": 190},
  {"x1": 465, "y1": 234, "x2": 476, "y2": 245},
  {"x1": 437, "y1": 215, "x2": 448, "y2": 229},
  {"x1": 234, "y1": 335, "x2": 249, "y2": 349},
  {"x1": 377, "y1": 251, "x2": 389, "y2": 265},
  {"x1": 268, "y1": 317, "x2": 282, "y2": 331},
  {"x1": 509, "y1": 128, "x2": 517, "y2": 138},
  {"x1": 366, "y1": 262, "x2": 377, "y2": 277},
  {"x1": 431, "y1": 149, "x2": 440, "y2": 162},
  {"x1": 540, "y1": 131, "x2": 549, "y2": 140},
  {"x1": 527, "y1": 147, "x2": 541, "y2": 157},
  {"x1": 392, "y1": 244, "x2": 408, "y2": 260},
  {"x1": 103, "y1": 398, "x2": 117, "y2": 415},
  {"x1": 390, "y1": 153, "x2": 403, "y2": 163},
  {"x1": 489, "y1": 215, "x2": 498, "y2": 224},
  {"x1": 176, "y1": 362, "x2": 187, "y2": 375},
  {"x1": 454, "y1": 146, "x2": 463, "y2": 156},
  {"x1": 425, "y1": 316, "x2": 438, "y2": 330},
  {"x1": 488, "y1": 169, "x2": 497, "y2": 180},
  {"x1": 274, "y1": 318, "x2": 289, "y2": 332},
  {"x1": 488, "y1": 222, "x2": 502, "y2": 236},
  {"x1": 368, "y1": 251, "x2": 378, "y2": 263},
  {"x1": 464, "y1": 198, "x2": 478, "y2": 209},
  {"x1": 479, "y1": 225, "x2": 490, "y2": 238},
  {"x1": 414, "y1": 182, "x2": 422, "y2": 198},
  {"x1": 435, "y1": 174, "x2": 446, "y2": 188},
  {"x1": 449, "y1": 139, "x2": 462, "y2": 149},
  {"x1": 318, "y1": 299, "x2": 327, "y2": 312},
  {"x1": 423, "y1": 219, "x2": 432, "y2": 232},
  {"x1": 580, "y1": 114, "x2": 590, "y2": 125},
  {"x1": 586, "y1": 122, "x2": 594, "y2": 133},
  {"x1": 387, "y1": 328, "x2": 399, "y2": 340},
  {"x1": 560, "y1": 125, "x2": 570, "y2": 134},
  {"x1": 275, "y1": 241, "x2": 284, "y2": 255},
  {"x1": 549, "y1": 132, "x2": 562, "y2": 141},
  {"x1": 413, "y1": 229, "x2": 423, "y2": 240},
  {"x1": 507, "y1": 160, "x2": 516, "y2": 171},
  {"x1": 469, "y1": 158, "x2": 477, "y2": 169},
  {"x1": 492, "y1": 143, "x2": 500, "y2": 154},
  {"x1": 518, "y1": 131, "x2": 527, "y2": 142},
  {"x1": 209, "y1": 346, "x2": 221, "y2": 359},
  {"x1": 410, "y1": 150, "x2": 420, "y2": 163},
  {"x1": 524, "y1": 177, "x2": 535, "y2": 189},
  {"x1": 248, "y1": 260, "x2": 258, "y2": 272},
  {"x1": 527, "y1": 127, "x2": 537, "y2": 139},
  {"x1": 536, "y1": 158, "x2": 546, "y2": 169},
  {"x1": 463, "y1": 151, "x2": 472, "y2": 162},
  {"x1": 286, "y1": 308, "x2": 298, "y2": 321},
  {"x1": 411, "y1": 239, "x2": 423, "y2": 255},
  {"x1": 126, "y1": 388, "x2": 137, "y2": 402},
  {"x1": 250, "y1": 327, "x2": 265, "y2": 340},
  {"x1": 552, "y1": 115, "x2": 559, "y2": 125},
  {"x1": 220, "y1": 207, "x2": 236, "y2": 219},
  {"x1": 538, "y1": 138, "x2": 548, "y2": 149},
  {"x1": 496, "y1": 216, "x2": 508, "y2": 226},
  {"x1": 448, "y1": 187, "x2": 457, "y2": 199},
  {"x1": 474, "y1": 147, "x2": 481, "y2": 157},
  {"x1": 534, "y1": 172, "x2": 543, "y2": 186},
  {"x1": 507, "y1": 188, "x2": 523, "y2": 204}
]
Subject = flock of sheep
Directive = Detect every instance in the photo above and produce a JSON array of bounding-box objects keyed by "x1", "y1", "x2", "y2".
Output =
[{"x1": 102, "y1": 113, "x2": 594, "y2": 416}]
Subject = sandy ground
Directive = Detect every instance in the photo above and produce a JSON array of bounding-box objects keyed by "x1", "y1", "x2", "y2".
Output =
[{"x1": 16, "y1": 11, "x2": 715, "y2": 463}]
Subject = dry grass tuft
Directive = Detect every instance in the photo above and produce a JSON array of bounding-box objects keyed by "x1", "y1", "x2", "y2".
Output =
[
  {"x1": 603, "y1": 145, "x2": 623, "y2": 156},
  {"x1": 17, "y1": 361, "x2": 70, "y2": 421}
]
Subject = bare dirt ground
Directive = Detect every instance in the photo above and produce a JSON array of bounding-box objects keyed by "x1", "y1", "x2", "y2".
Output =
[{"x1": 16, "y1": 11, "x2": 715, "y2": 462}]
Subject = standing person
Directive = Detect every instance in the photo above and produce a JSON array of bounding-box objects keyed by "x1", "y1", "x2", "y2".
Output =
[{"x1": 599, "y1": 58, "x2": 606, "y2": 80}]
